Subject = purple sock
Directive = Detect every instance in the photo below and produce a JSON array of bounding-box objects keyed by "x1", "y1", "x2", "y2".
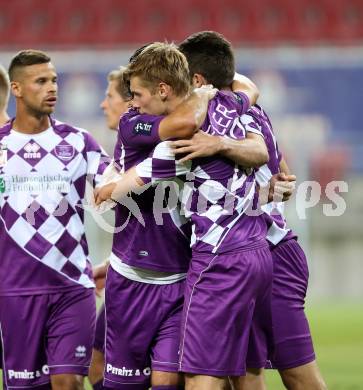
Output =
[{"x1": 93, "y1": 380, "x2": 106, "y2": 390}]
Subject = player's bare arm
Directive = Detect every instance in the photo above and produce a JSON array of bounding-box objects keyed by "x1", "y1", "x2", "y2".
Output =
[
  {"x1": 94, "y1": 167, "x2": 144, "y2": 206},
  {"x1": 158, "y1": 85, "x2": 217, "y2": 140},
  {"x1": 232, "y1": 72, "x2": 259, "y2": 106},
  {"x1": 171, "y1": 130, "x2": 268, "y2": 167}
]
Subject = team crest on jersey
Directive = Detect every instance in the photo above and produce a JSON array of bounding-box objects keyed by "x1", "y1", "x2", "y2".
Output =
[
  {"x1": 23, "y1": 142, "x2": 41, "y2": 159},
  {"x1": 54, "y1": 142, "x2": 75, "y2": 161},
  {"x1": 0, "y1": 143, "x2": 7, "y2": 167},
  {"x1": 133, "y1": 121, "x2": 152, "y2": 135}
]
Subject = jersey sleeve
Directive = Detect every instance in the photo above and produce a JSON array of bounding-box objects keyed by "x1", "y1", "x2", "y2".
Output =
[
  {"x1": 135, "y1": 141, "x2": 192, "y2": 185},
  {"x1": 240, "y1": 111, "x2": 264, "y2": 138},
  {"x1": 233, "y1": 92, "x2": 251, "y2": 115},
  {"x1": 119, "y1": 109, "x2": 163, "y2": 149},
  {"x1": 84, "y1": 132, "x2": 111, "y2": 188}
]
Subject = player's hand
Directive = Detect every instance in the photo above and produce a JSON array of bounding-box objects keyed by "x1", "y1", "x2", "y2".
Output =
[
  {"x1": 194, "y1": 84, "x2": 218, "y2": 101},
  {"x1": 93, "y1": 260, "x2": 109, "y2": 296},
  {"x1": 268, "y1": 172, "x2": 296, "y2": 203},
  {"x1": 94, "y1": 182, "x2": 117, "y2": 206},
  {"x1": 170, "y1": 130, "x2": 222, "y2": 163}
]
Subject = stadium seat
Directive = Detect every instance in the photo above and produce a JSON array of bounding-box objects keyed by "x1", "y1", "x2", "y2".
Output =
[
  {"x1": 333, "y1": 0, "x2": 363, "y2": 43},
  {"x1": 0, "y1": 0, "x2": 363, "y2": 47}
]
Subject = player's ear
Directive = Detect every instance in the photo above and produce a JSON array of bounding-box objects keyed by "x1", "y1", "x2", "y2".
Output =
[
  {"x1": 192, "y1": 73, "x2": 207, "y2": 88},
  {"x1": 11, "y1": 81, "x2": 22, "y2": 98},
  {"x1": 158, "y1": 82, "x2": 170, "y2": 101}
]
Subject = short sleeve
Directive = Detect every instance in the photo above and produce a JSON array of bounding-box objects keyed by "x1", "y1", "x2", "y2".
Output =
[
  {"x1": 233, "y1": 92, "x2": 250, "y2": 115},
  {"x1": 84, "y1": 132, "x2": 111, "y2": 188},
  {"x1": 135, "y1": 141, "x2": 192, "y2": 185},
  {"x1": 240, "y1": 112, "x2": 264, "y2": 138},
  {"x1": 119, "y1": 109, "x2": 163, "y2": 149}
]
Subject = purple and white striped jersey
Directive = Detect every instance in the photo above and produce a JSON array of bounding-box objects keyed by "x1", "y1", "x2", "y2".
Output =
[
  {"x1": 111, "y1": 108, "x2": 191, "y2": 273},
  {"x1": 242, "y1": 105, "x2": 296, "y2": 245},
  {"x1": 0, "y1": 118, "x2": 109, "y2": 296},
  {"x1": 136, "y1": 91, "x2": 267, "y2": 254}
]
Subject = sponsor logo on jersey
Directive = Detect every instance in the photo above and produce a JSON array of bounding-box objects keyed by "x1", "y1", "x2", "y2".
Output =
[
  {"x1": 55, "y1": 143, "x2": 75, "y2": 161},
  {"x1": 133, "y1": 122, "x2": 152, "y2": 135},
  {"x1": 23, "y1": 142, "x2": 41, "y2": 159},
  {"x1": 138, "y1": 250, "x2": 149, "y2": 257}
]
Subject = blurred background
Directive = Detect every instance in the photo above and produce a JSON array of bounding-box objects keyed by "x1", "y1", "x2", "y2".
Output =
[{"x1": 1, "y1": 0, "x2": 362, "y2": 388}]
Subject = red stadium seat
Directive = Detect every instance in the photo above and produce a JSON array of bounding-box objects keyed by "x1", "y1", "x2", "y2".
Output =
[
  {"x1": 51, "y1": 0, "x2": 99, "y2": 46},
  {"x1": 0, "y1": 0, "x2": 362, "y2": 47},
  {"x1": 333, "y1": 0, "x2": 363, "y2": 43},
  {"x1": 210, "y1": 0, "x2": 257, "y2": 45},
  {"x1": 292, "y1": 0, "x2": 338, "y2": 45},
  {"x1": 88, "y1": 0, "x2": 139, "y2": 45}
]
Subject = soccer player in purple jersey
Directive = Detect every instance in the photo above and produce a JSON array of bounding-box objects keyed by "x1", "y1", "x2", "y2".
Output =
[
  {"x1": 0, "y1": 63, "x2": 10, "y2": 373},
  {"x1": 173, "y1": 31, "x2": 326, "y2": 390},
  {"x1": 95, "y1": 41, "x2": 275, "y2": 390},
  {"x1": 240, "y1": 109, "x2": 326, "y2": 390},
  {"x1": 95, "y1": 43, "x2": 211, "y2": 390},
  {"x1": 0, "y1": 64, "x2": 10, "y2": 126},
  {"x1": 0, "y1": 50, "x2": 109, "y2": 390},
  {"x1": 94, "y1": 43, "x2": 263, "y2": 390},
  {"x1": 89, "y1": 67, "x2": 133, "y2": 390}
]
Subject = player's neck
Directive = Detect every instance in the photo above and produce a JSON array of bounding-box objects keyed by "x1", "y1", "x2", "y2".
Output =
[
  {"x1": 164, "y1": 95, "x2": 186, "y2": 114},
  {"x1": 13, "y1": 110, "x2": 51, "y2": 134}
]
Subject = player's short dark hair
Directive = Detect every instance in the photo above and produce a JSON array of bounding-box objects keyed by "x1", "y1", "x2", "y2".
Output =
[
  {"x1": 8, "y1": 50, "x2": 51, "y2": 81},
  {"x1": 0, "y1": 64, "x2": 10, "y2": 110},
  {"x1": 178, "y1": 31, "x2": 235, "y2": 89}
]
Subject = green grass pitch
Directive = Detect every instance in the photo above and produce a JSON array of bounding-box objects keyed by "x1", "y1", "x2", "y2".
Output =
[{"x1": 1, "y1": 303, "x2": 362, "y2": 389}]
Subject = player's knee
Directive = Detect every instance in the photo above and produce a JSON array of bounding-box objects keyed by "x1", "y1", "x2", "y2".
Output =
[
  {"x1": 51, "y1": 373, "x2": 84, "y2": 390},
  {"x1": 231, "y1": 369, "x2": 266, "y2": 390},
  {"x1": 151, "y1": 370, "x2": 183, "y2": 387},
  {"x1": 185, "y1": 374, "x2": 228, "y2": 390},
  {"x1": 280, "y1": 367, "x2": 327, "y2": 390}
]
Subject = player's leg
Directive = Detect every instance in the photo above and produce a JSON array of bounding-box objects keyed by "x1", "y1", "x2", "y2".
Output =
[
  {"x1": 50, "y1": 373, "x2": 84, "y2": 389},
  {"x1": 150, "y1": 280, "x2": 186, "y2": 389},
  {"x1": 180, "y1": 247, "x2": 272, "y2": 390},
  {"x1": 89, "y1": 304, "x2": 106, "y2": 389},
  {"x1": 151, "y1": 371, "x2": 184, "y2": 389},
  {"x1": 104, "y1": 266, "x2": 168, "y2": 389},
  {"x1": 271, "y1": 239, "x2": 327, "y2": 389},
  {"x1": 89, "y1": 349, "x2": 106, "y2": 389},
  {"x1": 230, "y1": 368, "x2": 266, "y2": 390},
  {"x1": 46, "y1": 287, "x2": 96, "y2": 390},
  {"x1": 278, "y1": 361, "x2": 327, "y2": 390},
  {"x1": 0, "y1": 294, "x2": 51, "y2": 389},
  {"x1": 231, "y1": 246, "x2": 273, "y2": 390},
  {"x1": 185, "y1": 374, "x2": 229, "y2": 390}
]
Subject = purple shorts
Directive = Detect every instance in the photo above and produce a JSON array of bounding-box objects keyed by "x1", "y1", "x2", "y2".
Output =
[
  {"x1": 94, "y1": 304, "x2": 106, "y2": 352},
  {"x1": 268, "y1": 239, "x2": 315, "y2": 369},
  {"x1": 0, "y1": 287, "x2": 96, "y2": 389},
  {"x1": 179, "y1": 245, "x2": 273, "y2": 377},
  {"x1": 104, "y1": 267, "x2": 185, "y2": 389}
]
